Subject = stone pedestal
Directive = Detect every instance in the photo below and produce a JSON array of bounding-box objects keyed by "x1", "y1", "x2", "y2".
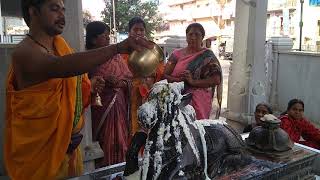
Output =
[
  {"x1": 80, "y1": 107, "x2": 104, "y2": 173},
  {"x1": 68, "y1": 136, "x2": 319, "y2": 180},
  {"x1": 269, "y1": 36, "x2": 294, "y2": 52}
]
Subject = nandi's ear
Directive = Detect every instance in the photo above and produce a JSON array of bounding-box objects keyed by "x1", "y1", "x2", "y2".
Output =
[{"x1": 179, "y1": 93, "x2": 192, "y2": 108}]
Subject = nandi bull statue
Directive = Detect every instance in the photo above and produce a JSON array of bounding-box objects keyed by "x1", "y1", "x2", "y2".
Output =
[{"x1": 124, "y1": 80, "x2": 251, "y2": 180}]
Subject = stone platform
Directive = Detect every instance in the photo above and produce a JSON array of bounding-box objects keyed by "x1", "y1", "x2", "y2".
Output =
[
  {"x1": 219, "y1": 145, "x2": 317, "y2": 180},
  {"x1": 69, "y1": 135, "x2": 319, "y2": 180}
]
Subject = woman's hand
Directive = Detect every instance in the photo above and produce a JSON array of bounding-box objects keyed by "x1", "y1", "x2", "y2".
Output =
[
  {"x1": 184, "y1": 73, "x2": 221, "y2": 88},
  {"x1": 91, "y1": 76, "x2": 105, "y2": 94},
  {"x1": 106, "y1": 75, "x2": 127, "y2": 88},
  {"x1": 106, "y1": 75, "x2": 117, "y2": 87},
  {"x1": 107, "y1": 75, "x2": 124, "y2": 88},
  {"x1": 168, "y1": 70, "x2": 189, "y2": 82},
  {"x1": 182, "y1": 70, "x2": 194, "y2": 85},
  {"x1": 117, "y1": 35, "x2": 154, "y2": 53},
  {"x1": 163, "y1": 56, "x2": 181, "y2": 83}
]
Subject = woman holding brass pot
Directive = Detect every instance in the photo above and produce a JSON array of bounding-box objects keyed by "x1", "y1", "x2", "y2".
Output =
[
  {"x1": 123, "y1": 17, "x2": 164, "y2": 137},
  {"x1": 164, "y1": 23, "x2": 222, "y2": 119}
]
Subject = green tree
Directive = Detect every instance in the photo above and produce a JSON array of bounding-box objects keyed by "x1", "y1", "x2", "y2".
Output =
[
  {"x1": 101, "y1": 0, "x2": 162, "y2": 39},
  {"x1": 83, "y1": 10, "x2": 93, "y2": 27}
]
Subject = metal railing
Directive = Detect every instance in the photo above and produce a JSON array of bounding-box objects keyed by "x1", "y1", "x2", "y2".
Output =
[
  {"x1": 300, "y1": 45, "x2": 320, "y2": 52},
  {"x1": 0, "y1": 35, "x2": 25, "y2": 44}
]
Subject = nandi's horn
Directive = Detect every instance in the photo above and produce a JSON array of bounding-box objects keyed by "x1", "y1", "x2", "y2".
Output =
[{"x1": 179, "y1": 93, "x2": 192, "y2": 108}]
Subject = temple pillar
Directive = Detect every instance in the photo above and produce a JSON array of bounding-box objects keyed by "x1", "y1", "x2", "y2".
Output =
[
  {"x1": 62, "y1": 0, "x2": 103, "y2": 173},
  {"x1": 226, "y1": 0, "x2": 269, "y2": 131},
  {"x1": 62, "y1": 0, "x2": 84, "y2": 51}
]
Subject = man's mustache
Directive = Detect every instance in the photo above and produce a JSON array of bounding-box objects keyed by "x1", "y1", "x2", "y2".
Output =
[{"x1": 55, "y1": 19, "x2": 65, "y2": 25}]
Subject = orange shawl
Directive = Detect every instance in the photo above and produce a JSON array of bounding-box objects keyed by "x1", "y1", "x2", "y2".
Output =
[{"x1": 4, "y1": 36, "x2": 90, "y2": 180}]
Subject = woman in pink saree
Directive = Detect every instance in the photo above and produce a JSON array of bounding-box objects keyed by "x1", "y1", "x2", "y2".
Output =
[
  {"x1": 86, "y1": 21, "x2": 132, "y2": 167},
  {"x1": 164, "y1": 23, "x2": 222, "y2": 119}
]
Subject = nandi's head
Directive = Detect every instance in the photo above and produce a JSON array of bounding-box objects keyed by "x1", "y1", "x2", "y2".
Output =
[
  {"x1": 137, "y1": 80, "x2": 200, "y2": 180},
  {"x1": 138, "y1": 80, "x2": 194, "y2": 130}
]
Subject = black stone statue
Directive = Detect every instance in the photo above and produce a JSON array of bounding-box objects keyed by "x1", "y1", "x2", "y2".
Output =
[{"x1": 124, "y1": 81, "x2": 251, "y2": 180}]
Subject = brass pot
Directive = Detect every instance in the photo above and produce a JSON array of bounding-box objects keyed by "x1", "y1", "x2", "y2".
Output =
[{"x1": 128, "y1": 42, "x2": 164, "y2": 77}]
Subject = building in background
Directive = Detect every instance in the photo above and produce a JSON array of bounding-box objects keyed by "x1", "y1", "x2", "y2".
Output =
[
  {"x1": 1, "y1": 17, "x2": 28, "y2": 35},
  {"x1": 155, "y1": 0, "x2": 236, "y2": 57},
  {"x1": 0, "y1": 0, "x2": 28, "y2": 44},
  {"x1": 1, "y1": 0, "x2": 320, "y2": 52},
  {"x1": 266, "y1": 0, "x2": 320, "y2": 51},
  {"x1": 156, "y1": 0, "x2": 320, "y2": 53}
]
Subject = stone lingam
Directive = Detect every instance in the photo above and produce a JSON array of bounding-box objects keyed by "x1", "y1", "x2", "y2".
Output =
[{"x1": 245, "y1": 114, "x2": 294, "y2": 160}]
